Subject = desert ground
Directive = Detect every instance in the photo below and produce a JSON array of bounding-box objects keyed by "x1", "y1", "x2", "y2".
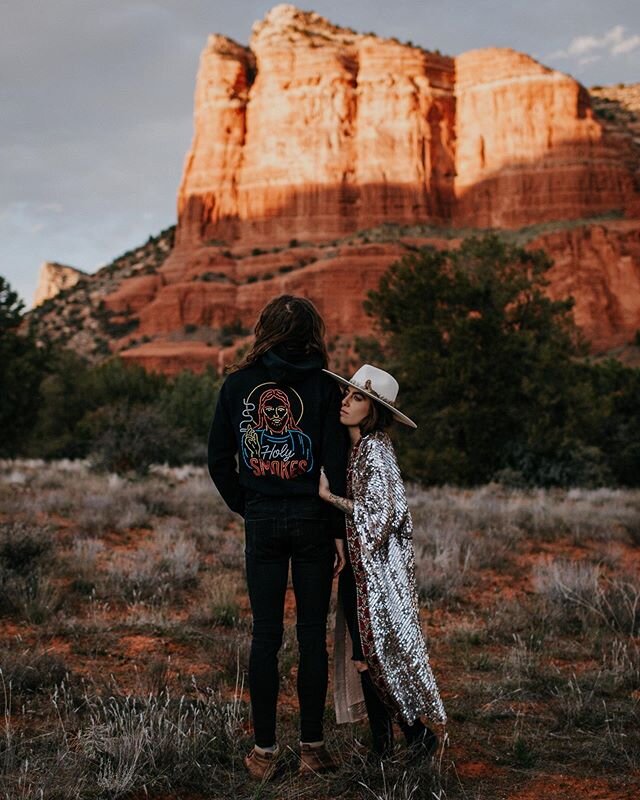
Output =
[{"x1": 1, "y1": 460, "x2": 639, "y2": 799}]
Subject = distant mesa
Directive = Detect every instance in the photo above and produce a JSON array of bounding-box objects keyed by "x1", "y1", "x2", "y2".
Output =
[
  {"x1": 176, "y1": 3, "x2": 636, "y2": 245},
  {"x1": 33, "y1": 262, "x2": 87, "y2": 307},
  {"x1": 27, "y1": 5, "x2": 640, "y2": 372}
]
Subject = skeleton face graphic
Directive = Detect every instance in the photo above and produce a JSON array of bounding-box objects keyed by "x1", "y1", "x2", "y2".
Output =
[
  {"x1": 258, "y1": 388, "x2": 294, "y2": 434},
  {"x1": 263, "y1": 401, "x2": 288, "y2": 431}
]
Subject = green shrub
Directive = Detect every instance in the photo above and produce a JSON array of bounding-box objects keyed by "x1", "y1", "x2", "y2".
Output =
[
  {"x1": 364, "y1": 235, "x2": 586, "y2": 484},
  {"x1": 0, "y1": 277, "x2": 50, "y2": 456},
  {"x1": 85, "y1": 403, "x2": 187, "y2": 475},
  {"x1": 103, "y1": 316, "x2": 139, "y2": 337},
  {"x1": 157, "y1": 368, "x2": 219, "y2": 458},
  {"x1": 0, "y1": 521, "x2": 53, "y2": 575},
  {"x1": 0, "y1": 522, "x2": 61, "y2": 622},
  {"x1": 364, "y1": 234, "x2": 640, "y2": 487}
]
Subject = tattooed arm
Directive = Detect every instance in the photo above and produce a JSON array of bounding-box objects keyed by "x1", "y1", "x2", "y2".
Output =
[
  {"x1": 326, "y1": 492, "x2": 354, "y2": 516},
  {"x1": 319, "y1": 467, "x2": 354, "y2": 516}
]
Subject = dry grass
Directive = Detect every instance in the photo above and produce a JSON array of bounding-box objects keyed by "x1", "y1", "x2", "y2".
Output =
[
  {"x1": 408, "y1": 483, "x2": 640, "y2": 544},
  {"x1": 533, "y1": 559, "x2": 640, "y2": 636},
  {"x1": 103, "y1": 525, "x2": 200, "y2": 603},
  {"x1": 191, "y1": 571, "x2": 243, "y2": 627},
  {"x1": 0, "y1": 461, "x2": 639, "y2": 798}
]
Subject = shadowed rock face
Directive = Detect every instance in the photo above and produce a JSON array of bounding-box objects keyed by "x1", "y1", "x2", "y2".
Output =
[
  {"x1": 176, "y1": 4, "x2": 635, "y2": 248},
  {"x1": 113, "y1": 220, "x2": 640, "y2": 375},
  {"x1": 540, "y1": 222, "x2": 640, "y2": 352}
]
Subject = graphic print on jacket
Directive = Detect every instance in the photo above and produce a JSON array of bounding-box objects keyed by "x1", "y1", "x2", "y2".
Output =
[{"x1": 240, "y1": 383, "x2": 314, "y2": 479}]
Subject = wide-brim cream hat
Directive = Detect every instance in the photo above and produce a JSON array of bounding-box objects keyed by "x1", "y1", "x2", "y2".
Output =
[{"x1": 323, "y1": 364, "x2": 417, "y2": 429}]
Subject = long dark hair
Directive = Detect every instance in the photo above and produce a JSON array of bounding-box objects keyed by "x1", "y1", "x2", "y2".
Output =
[
  {"x1": 231, "y1": 295, "x2": 329, "y2": 371},
  {"x1": 360, "y1": 399, "x2": 394, "y2": 436}
]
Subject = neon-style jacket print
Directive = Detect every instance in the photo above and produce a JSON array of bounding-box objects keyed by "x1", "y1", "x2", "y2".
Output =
[{"x1": 207, "y1": 346, "x2": 348, "y2": 527}]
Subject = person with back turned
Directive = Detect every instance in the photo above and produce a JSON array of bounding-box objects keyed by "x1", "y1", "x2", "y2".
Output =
[{"x1": 207, "y1": 295, "x2": 348, "y2": 779}]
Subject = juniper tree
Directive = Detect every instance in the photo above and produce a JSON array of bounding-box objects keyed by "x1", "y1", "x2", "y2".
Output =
[{"x1": 363, "y1": 235, "x2": 601, "y2": 485}]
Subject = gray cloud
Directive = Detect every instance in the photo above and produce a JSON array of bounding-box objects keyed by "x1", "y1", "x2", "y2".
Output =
[{"x1": 2, "y1": 0, "x2": 639, "y2": 305}]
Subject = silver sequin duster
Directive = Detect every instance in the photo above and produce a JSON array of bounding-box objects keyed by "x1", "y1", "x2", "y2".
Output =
[{"x1": 334, "y1": 431, "x2": 447, "y2": 729}]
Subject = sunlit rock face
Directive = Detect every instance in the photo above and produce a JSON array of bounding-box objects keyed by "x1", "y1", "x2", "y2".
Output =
[
  {"x1": 26, "y1": 7, "x2": 640, "y2": 373},
  {"x1": 176, "y1": 4, "x2": 635, "y2": 249},
  {"x1": 33, "y1": 262, "x2": 86, "y2": 307},
  {"x1": 176, "y1": 35, "x2": 255, "y2": 247},
  {"x1": 453, "y1": 49, "x2": 634, "y2": 227}
]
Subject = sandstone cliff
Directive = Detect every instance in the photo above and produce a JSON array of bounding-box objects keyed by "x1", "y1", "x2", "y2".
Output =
[
  {"x1": 26, "y1": 5, "x2": 640, "y2": 373},
  {"x1": 27, "y1": 228, "x2": 175, "y2": 360},
  {"x1": 537, "y1": 221, "x2": 640, "y2": 352},
  {"x1": 33, "y1": 262, "x2": 86, "y2": 307},
  {"x1": 590, "y1": 83, "x2": 640, "y2": 214},
  {"x1": 177, "y1": 4, "x2": 635, "y2": 248},
  {"x1": 34, "y1": 215, "x2": 635, "y2": 376}
]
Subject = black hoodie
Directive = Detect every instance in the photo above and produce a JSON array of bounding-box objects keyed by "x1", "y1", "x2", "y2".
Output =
[{"x1": 207, "y1": 346, "x2": 348, "y2": 534}]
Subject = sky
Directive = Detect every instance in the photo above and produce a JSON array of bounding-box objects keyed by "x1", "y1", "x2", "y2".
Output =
[{"x1": 2, "y1": 0, "x2": 639, "y2": 307}]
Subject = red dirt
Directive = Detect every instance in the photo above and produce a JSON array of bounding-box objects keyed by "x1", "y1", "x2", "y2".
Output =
[
  {"x1": 457, "y1": 760, "x2": 508, "y2": 779},
  {"x1": 507, "y1": 774, "x2": 639, "y2": 800},
  {"x1": 0, "y1": 621, "x2": 31, "y2": 638},
  {"x1": 3, "y1": 494, "x2": 640, "y2": 799}
]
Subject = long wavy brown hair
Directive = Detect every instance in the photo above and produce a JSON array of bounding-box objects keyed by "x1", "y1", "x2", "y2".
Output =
[{"x1": 231, "y1": 295, "x2": 329, "y2": 371}]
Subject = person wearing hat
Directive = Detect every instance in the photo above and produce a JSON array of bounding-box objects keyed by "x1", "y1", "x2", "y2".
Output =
[{"x1": 318, "y1": 364, "x2": 446, "y2": 758}]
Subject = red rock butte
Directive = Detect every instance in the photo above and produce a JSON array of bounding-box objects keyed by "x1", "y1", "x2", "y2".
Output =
[
  {"x1": 30, "y1": 5, "x2": 640, "y2": 373},
  {"x1": 177, "y1": 4, "x2": 635, "y2": 245}
]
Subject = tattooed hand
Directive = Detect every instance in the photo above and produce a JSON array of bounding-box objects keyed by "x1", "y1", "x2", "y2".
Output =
[
  {"x1": 319, "y1": 467, "x2": 354, "y2": 516},
  {"x1": 319, "y1": 466, "x2": 331, "y2": 499},
  {"x1": 244, "y1": 426, "x2": 260, "y2": 458}
]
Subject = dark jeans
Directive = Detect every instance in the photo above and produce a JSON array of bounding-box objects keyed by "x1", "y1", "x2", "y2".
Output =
[{"x1": 244, "y1": 494, "x2": 334, "y2": 747}]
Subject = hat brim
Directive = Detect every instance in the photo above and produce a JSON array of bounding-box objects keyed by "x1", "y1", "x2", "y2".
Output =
[{"x1": 323, "y1": 369, "x2": 418, "y2": 429}]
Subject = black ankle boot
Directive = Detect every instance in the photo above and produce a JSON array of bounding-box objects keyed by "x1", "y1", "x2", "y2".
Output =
[
  {"x1": 359, "y1": 670, "x2": 393, "y2": 757},
  {"x1": 399, "y1": 717, "x2": 438, "y2": 759}
]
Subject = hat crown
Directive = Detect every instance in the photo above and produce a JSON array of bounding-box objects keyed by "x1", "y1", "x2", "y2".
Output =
[{"x1": 350, "y1": 365, "x2": 399, "y2": 404}]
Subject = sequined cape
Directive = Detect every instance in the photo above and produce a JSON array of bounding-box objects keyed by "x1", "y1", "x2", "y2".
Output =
[{"x1": 333, "y1": 431, "x2": 447, "y2": 729}]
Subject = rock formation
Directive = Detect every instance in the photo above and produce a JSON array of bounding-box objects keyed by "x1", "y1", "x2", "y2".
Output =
[
  {"x1": 453, "y1": 50, "x2": 632, "y2": 227},
  {"x1": 590, "y1": 83, "x2": 640, "y2": 214},
  {"x1": 177, "y1": 4, "x2": 635, "y2": 248},
  {"x1": 33, "y1": 262, "x2": 86, "y2": 307},
  {"x1": 27, "y1": 228, "x2": 175, "y2": 361},
  {"x1": 537, "y1": 221, "x2": 640, "y2": 352},
  {"x1": 26, "y1": 6, "x2": 640, "y2": 373}
]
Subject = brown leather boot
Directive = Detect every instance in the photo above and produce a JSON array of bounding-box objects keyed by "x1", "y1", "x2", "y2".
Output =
[
  {"x1": 298, "y1": 743, "x2": 338, "y2": 775},
  {"x1": 243, "y1": 745, "x2": 279, "y2": 780}
]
